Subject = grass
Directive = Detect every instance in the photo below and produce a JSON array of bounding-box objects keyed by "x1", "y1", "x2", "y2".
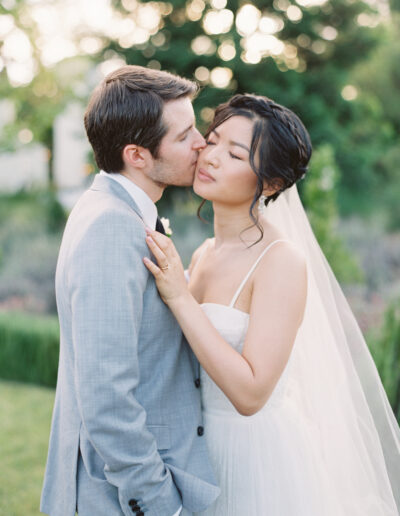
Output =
[{"x1": 0, "y1": 380, "x2": 54, "y2": 516}]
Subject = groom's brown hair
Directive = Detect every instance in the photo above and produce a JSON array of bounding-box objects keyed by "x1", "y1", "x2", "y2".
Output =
[{"x1": 84, "y1": 65, "x2": 198, "y2": 172}]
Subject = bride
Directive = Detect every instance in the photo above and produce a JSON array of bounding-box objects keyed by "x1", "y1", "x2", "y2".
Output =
[{"x1": 143, "y1": 94, "x2": 400, "y2": 515}]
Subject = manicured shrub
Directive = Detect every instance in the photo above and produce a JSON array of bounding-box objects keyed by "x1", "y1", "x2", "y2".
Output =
[{"x1": 0, "y1": 311, "x2": 59, "y2": 387}]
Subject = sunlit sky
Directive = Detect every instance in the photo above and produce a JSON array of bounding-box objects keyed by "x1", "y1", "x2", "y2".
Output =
[{"x1": 0, "y1": 0, "x2": 390, "y2": 89}]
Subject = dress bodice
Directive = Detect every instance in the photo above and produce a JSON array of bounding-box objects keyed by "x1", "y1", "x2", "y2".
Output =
[
  {"x1": 200, "y1": 302, "x2": 296, "y2": 416},
  {"x1": 194, "y1": 239, "x2": 296, "y2": 418}
]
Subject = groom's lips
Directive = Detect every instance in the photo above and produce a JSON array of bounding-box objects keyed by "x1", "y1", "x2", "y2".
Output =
[{"x1": 197, "y1": 168, "x2": 215, "y2": 182}]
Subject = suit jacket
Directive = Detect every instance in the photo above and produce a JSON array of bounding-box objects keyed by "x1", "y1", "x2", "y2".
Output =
[{"x1": 40, "y1": 174, "x2": 219, "y2": 516}]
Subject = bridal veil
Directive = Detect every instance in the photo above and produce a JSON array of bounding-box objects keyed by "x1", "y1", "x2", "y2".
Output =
[{"x1": 264, "y1": 184, "x2": 400, "y2": 514}]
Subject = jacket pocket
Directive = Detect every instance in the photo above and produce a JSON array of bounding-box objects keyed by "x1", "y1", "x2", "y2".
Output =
[{"x1": 147, "y1": 425, "x2": 171, "y2": 451}]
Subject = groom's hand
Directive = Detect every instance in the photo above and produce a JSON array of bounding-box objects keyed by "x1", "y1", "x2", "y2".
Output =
[{"x1": 143, "y1": 228, "x2": 190, "y2": 306}]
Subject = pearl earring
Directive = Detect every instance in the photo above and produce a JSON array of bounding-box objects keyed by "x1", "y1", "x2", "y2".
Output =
[{"x1": 258, "y1": 194, "x2": 266, "y2": 214}]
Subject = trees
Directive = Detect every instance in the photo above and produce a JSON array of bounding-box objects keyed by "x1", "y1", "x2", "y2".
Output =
[
  {"x1": 106, "y1": 0, "x2": 387, "y2": 219},
  {"x1": 0, "y1": 1, "x2": 91, "y2": 184},
  {"x1": 347, "y1": 16, "x2": 400, "y2": 229},
  {"x1": 1, "y1": 0, "x2": 398, "y2": 226}
]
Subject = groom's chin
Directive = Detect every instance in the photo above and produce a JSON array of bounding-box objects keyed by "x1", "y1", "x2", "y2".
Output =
[{"x1": 174, "y1": 173, "x2": 196, "y2": 188}]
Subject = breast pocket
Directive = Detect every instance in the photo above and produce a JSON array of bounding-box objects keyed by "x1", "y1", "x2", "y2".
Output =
[{"x1": 147, "y1": 425, "x2": 171, "y2": 451}]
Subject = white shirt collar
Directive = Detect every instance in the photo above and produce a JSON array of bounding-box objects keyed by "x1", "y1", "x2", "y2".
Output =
[{"x1": 99, "y1": 171, "x2": 158, "y2": 230}]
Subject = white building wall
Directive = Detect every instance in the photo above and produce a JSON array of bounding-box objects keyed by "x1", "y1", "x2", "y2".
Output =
[
  {"x1": 0, "y1": 101, "x2": 91, "y2": 207},
  {"x1": 0, "y1": 144, "x2": 48, "y2": 192},
  {"x1": 53, "y1": 102, "x2": 90, "y2": 190}
]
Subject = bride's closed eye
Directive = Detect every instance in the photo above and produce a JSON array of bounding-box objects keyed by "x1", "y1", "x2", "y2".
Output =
[{"x1": 206, "y1": 139, "x2": 242, "y2": 160}]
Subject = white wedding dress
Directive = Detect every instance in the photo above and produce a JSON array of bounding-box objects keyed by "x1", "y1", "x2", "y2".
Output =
[{"x1": 192, "y1": 239, "x2": 399, "y2": 516}]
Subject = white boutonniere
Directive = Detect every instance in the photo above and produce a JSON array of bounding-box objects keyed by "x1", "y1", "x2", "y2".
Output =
[{"x1": 160, "y1": 217, "x2": 173, "y2": 237}]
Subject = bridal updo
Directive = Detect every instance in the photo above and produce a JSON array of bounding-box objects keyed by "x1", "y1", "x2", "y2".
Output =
[{"x1": 199, "y1": 94, "x2": 312, "y2": 243}]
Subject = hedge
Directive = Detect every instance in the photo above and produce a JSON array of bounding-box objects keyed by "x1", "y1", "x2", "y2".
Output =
[
  {"x1": 0, "y1": 311, "x2": 59, "y2": 387},
  {"x1": 0, "y1": 302, "x2": 399, "y2": 423},
  {"x1": 368, "y1": 299, "x2": 400, "y2": 423}
]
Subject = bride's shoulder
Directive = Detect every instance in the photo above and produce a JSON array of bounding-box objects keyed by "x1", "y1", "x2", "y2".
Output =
[
  {"x1": 251, "y1": 240, "x2": 308, "y2": 313},
  {"x1": 188, "y1": 238, "x2": 213, "y2": 275},
  {"x1": 255, "y1": 239, "x2": 307, "y2": 284},
  {"x1": 259, "y1": 222, "x2": 305, "y2": 266}
]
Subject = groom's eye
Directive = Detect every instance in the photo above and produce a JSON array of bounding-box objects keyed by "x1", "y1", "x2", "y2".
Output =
[
  {"x1": 206, "y1": 140, "x2": 215, "y2": 145},
  {"x1": 179, "y1": 133, "x2": 188, "y2": 142}
]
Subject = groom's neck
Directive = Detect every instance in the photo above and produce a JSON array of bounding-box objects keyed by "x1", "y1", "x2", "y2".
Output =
[{"x1": 120, "y1": 168, "x2": 165, "y2": 203}]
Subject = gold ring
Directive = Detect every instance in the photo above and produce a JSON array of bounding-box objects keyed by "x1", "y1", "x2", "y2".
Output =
[{"x1": 160, "y1": 264, "x2": 169, "y2": 270}]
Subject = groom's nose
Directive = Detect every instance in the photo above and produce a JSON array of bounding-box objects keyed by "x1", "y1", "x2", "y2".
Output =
[{"x1": 192, "y1": 128, "x2": 206, "y2": 150}]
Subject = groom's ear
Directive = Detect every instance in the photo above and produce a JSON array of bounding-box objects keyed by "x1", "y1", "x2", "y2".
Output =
[{"x1": 122, "y1": 144, "x2": 153, "y2": 170}]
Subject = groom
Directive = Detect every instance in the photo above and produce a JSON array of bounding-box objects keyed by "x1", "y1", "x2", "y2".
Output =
[{"x1": 40, "y1": 66, "x2": 219, "y2": 516}]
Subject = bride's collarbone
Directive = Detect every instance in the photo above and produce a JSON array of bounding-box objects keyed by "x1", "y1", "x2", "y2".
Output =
[
  {"x1": 189, "y1": 252, "x2": 256, "y2": 312},
  {"x1": 190, "y1": 231, "x2": 287, "y2": 310}
]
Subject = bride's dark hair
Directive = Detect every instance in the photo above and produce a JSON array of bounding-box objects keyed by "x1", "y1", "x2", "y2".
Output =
[{"x1": 198, "y1": 93, "x2": 312, "y2": 245}]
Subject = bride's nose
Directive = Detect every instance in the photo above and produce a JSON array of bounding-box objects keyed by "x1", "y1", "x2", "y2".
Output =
[{"x1": 204, "y1": 146, "x2": 219, "y2": 168}]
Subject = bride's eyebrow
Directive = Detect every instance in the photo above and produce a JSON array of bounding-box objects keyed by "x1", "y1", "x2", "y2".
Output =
[
  {"x1": 211, "y1": 129, "x2": 250, "y2": 153},
  {"x1": 230, "y1": 140, "x2": 250, "y2": 152},
  {"x1": 212, "y1": 129, "x2": 249, "y2": 152}
]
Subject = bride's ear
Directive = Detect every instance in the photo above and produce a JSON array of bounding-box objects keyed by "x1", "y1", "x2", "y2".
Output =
[
  {"x1": 122, "y1": 144, "x2": 153, "y2": 170},
  {"x1": 262, "y1": 177, "x2": 285, "y2": 197}
]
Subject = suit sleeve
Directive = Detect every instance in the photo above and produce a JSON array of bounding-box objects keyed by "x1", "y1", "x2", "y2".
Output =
[{"x1": 68, "y1": 211, "x2": 181, "y2": 516}]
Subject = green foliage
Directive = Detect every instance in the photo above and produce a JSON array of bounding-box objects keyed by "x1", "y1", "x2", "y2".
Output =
[
  {"x1": 2, "y1": 0, "x2": 399, "y2": 227},
  {"x1": 108, "y1": 0, "x2": 387, "y2": 216},
  {"x1": 0, "y1": 43, "x2": 91, "y2": 181},
  {"x1": 41, "y1": 189, "x2": 68, "y2": 233},
  {"x1": 302, "y1": 144, "x2": 363, "y2": 283},
  {"x1": 368, "y1": 299, "x2": 400, "y2": 422},
  {"x1": 0, "y1": 312, "x2": 59, "y2": 387},
  {"x1": 0, "y1": 188, "x2": 66, "y2": 234},
  {"x1": 344, "y1": 16, "x2": 400, "y2": 228},
  {"x1": 0, "y1": 380, "x2": 54, "y2": 516},
  {"x1": 0, "y1": 189, "x2": 65, "y2": 313}
]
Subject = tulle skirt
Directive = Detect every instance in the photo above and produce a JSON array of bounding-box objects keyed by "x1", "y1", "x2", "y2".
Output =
[{"x1": 195, "y1": 398, "x2": 395, "y2": 516}]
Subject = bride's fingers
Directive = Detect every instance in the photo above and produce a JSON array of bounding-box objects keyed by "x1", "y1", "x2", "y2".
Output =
[
  {"x1": 146, "y1": 228, "x2": 173, "y2": 256},
  {"x1": 143, "y1": 256, "x2": 161, "y2": 278},
  {"x1": 145, "y1": 235, "x2": 169, "y2": 268}
]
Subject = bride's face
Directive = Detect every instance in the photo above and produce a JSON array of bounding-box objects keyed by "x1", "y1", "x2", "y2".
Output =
[{"x1": 193, "y1": 116, "x2": 259, "y2": 206}]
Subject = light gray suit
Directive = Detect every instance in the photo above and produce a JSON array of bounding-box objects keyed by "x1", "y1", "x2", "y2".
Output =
[{"x1": 40, "y1": 174, "x2": 219, "y2": 516}]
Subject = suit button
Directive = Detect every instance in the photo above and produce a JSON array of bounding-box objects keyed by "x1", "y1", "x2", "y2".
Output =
[
  {"x1": 197, "y1": 425, "x2": 204, "y2": 436},
  {"x1": 131, "y1": 505, "x2": 140, "y2": 511},
  {"x1": 128, "y1": 499, "x2": 137, "y2": 506},
  {"x1": 194, "y1": 378, "x2": 201, "y2": 388}
]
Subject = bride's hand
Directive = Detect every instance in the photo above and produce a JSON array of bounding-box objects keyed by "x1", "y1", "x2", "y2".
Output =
[{"x1": 143, "y1": 228, "x2": 189, "y2": 305}]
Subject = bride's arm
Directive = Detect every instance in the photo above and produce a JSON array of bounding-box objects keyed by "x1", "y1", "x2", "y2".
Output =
[{"x1": 144, "y1": 229, "x2": 307, "y2": 416}]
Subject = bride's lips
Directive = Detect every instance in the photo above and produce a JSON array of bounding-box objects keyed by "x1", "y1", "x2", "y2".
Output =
[{"x1": 197, "y1": 168, "x2": 215, "y2": 183}]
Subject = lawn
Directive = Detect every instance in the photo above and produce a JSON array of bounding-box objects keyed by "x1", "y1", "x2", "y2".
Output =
[{"x1": 0, "y1": 381, "x2": 54, "y2": 516}]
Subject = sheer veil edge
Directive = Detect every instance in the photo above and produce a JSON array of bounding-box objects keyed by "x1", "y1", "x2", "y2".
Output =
[{"x1": 264, "y1": 184, "x2": 400, "y2": 513}]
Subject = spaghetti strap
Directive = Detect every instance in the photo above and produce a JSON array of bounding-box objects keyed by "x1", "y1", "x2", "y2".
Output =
[{"x1": 229, "y1": 239, "x2": 290, "y2": 308}]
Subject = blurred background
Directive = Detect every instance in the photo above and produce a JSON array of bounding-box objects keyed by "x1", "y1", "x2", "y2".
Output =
[{"x1": 0, "y1": 0, "x2": 399, "y2": 513}]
